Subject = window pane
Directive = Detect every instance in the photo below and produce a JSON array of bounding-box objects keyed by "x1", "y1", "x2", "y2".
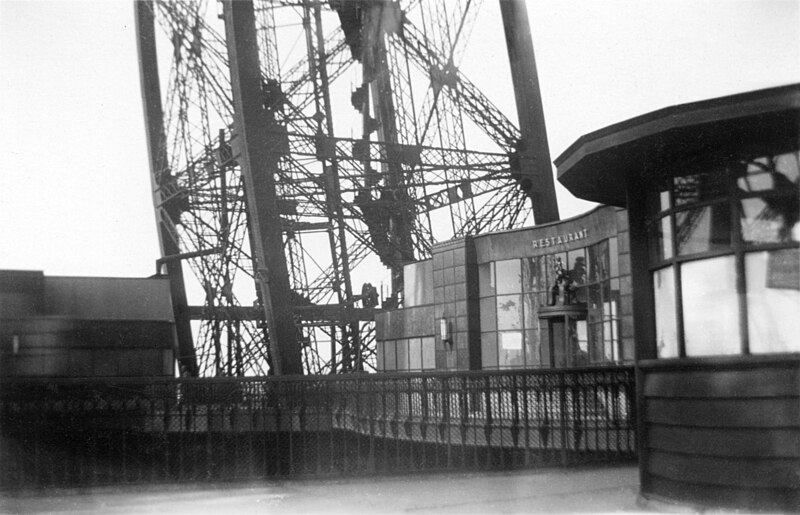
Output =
[
  {"x1": 588, "y1": 241, "x2": 609, "y2": 282},
  {"x1": 547, "y1": 253, "x2": 567, "y2": 287},
  {"x1": 540, "y1": 326, "x2": 551, "y2": 367},
  {"x1": 603, "y1": 319, "x2": 618, "y2": 361},
  {"x1": 588, "y1": 283, "x2": 602, "y2": 309},
  {"x1": 609, "y1": 237, "x2": 619, "y2": 277},
  {"x1": 737, "y1": 152, "x2": 799, "y2": 194},
  {"x1": 568, "y1": 248, "x2": 587, "y2": 285},
  {"x1": 480, "y1": 297, "x2": 496, "y2": 331},
  {"x1": 523, "y1": 293, "x2": 541, "y2": 329},
  {"x1": 499, "y1": 331, "x2": 524, "y2": 368},
  {"x1": 376, "y1": 341, "x2": 385, "y2": 371},
  {"x1": 496, "y1": 294, "x2": 522, "y2": 330},
  {"x1": 740, "y1": 196, "x2": 799, "y2": 244},
  {"x1": 478, "y1": 262, "x2": 495, "y2": 297},
  {"x1": 524, "y1": 329, "x2": 541, "y2": 367},
  {"x1": 495, "y1": 259, "x2": 522, "y2": 294},
  {"x1": 649, "y1": 217, "x2": 674, "y2": 262},
  {"x1": 676, "y1": 204, "x2": 731, "y2": 256},
  {"x1": 648, "y1": 185, "x2": 671, "y2": 216},
  {"x1": 409, "y1": 337, "x2": 422, "y2": 370},
  {"x1": 421, "y1": 337, "x2": 436, "y2": 370},
  {"x1": 653, "y1": 267, "x2": 678, "y2": 358},
  {"x1": 396, "y1": 339, "x2": 409, "y2": 370},
  {"x1": 384, "y1": 340, "x2": 397, "y2": 370},
  {"x1": 569, "y1": 319, "x2": 589, "y2": 366},
  {"x1": 522, "y1": 256, "x2": 547, "y2": 292},
  {"x1": 746, "y1": 250, "x2": 800, "y2": 353},
  {"x1": 481, "y1": 332, "x2": 498, "y2": 368},
  {"x1": 673, "y1": 171, "x2": 728, "y2": 206},
  {"x1": 588, "y1": 319, "x2": 604, "y2": 363},
  {"x1": 682, "y1": 256, "x2": 740, "y2": 356}
]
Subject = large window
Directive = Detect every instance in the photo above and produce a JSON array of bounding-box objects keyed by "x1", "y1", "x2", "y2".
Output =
[
  {"x1": 647, "y1": 151, "x2": 800, "y2": 357},
  {"x1": 378, "y1": 337, "x2": 436, "y2": 371},
  {"x1": 478, "y1": 240, "x2": 622, "y2": 369}
]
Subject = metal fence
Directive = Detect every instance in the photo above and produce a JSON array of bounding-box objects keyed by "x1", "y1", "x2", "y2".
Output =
[{"x1": 0, "y1": 366, "x2": 635, "y2": 488}]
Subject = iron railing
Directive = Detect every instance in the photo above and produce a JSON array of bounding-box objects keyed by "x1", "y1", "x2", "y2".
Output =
[{"x1": 0, "y1": 366, "x2": 635, "y2": 488}]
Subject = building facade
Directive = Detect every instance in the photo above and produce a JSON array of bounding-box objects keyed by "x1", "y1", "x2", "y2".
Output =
[
  {"x1": 556, "y1": 84, "x2": 800, "y2": 511},
  {"x1": 376, "y1": 205, "x2": 634, "y2": 372},
  {"x1": 0, "y1": 270, "x2": 177, "y2": 378}
]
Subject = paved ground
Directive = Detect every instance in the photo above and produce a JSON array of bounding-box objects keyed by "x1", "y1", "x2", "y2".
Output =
[{"x1": 0, "y1": 465, "x2": 666, "y2": 514}]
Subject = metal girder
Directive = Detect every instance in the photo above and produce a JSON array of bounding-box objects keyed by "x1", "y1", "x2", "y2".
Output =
[
  {"x1": 187, "y1": 305, "x2": 375, "y2": 323},
  {"x1": 399, "y1": 20, "x2": 519, "y2": 150},
  {"x1": 222, "y1": 0, "x2": 303, "y2": 375},
  {"x1": 134, "y1": 0, "x2": 199, "y2": 377},
  {"x1": 499, "y1": 0, "x2": 559, "y2": 223}
]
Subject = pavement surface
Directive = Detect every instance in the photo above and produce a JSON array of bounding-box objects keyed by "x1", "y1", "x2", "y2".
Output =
[{"x1": 0, "y1": 465, "x2": 665, "y2": 514}]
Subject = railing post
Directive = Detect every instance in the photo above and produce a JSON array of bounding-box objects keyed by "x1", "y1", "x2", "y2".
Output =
[{"x1": 559, "y1": 371, "x2": 568, "y2": 467}]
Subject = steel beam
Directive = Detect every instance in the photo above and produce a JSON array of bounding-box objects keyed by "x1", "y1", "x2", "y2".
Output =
[
  {"x1": 221, "y1": 0, "x2": 303, "y2": 375},
  {"x1": 134, "y1": 0, "x2": 199, "y2": 377},
  {"x1": 499, "y1": 0, "x2": 560, "y2": 223}
]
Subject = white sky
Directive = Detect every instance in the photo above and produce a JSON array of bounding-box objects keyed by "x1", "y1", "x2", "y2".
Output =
[{"x1": 1, "y1": 0, "x2": 798, "y2": 279}]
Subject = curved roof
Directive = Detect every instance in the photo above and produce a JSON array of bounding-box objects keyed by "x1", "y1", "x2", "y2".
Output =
[{"x1": 555, "y1": 84, "x2": 800, "y2": 206}]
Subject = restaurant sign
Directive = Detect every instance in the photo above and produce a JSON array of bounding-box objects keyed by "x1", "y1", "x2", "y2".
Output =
[{"x1": 532, "y1": 229, "x2": 589, "y2": 249}]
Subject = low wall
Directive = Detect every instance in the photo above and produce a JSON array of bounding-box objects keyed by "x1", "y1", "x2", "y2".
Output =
[{"x1": 639, "y1": 354, "x2": 800, "y2": 512}]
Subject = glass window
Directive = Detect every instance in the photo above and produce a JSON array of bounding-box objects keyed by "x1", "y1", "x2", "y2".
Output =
[
  {"x1": 421, "y1": 337, "x2": 436, "y2": 370},
  {"x1": 681, "y1": 256, "x2": 740, "y2": 356},
  {"x1": 480, "y1": 296, "x2": 496, "y2": 331},
  {"x1": 384, "y1": 340, "x2": 397, "y2": 370},
  {"x1": 737, "y1": 153, "x2": 799, "y2": 194},
  {"x1": 481, "y1": 332, "x2": 498, "y2": 368},
  {"x1": 523, "y1": 293, "x2": 540, "y2": 329},
  {"x1": 396, "y1": 339, "x2": 409, "y2": 370},
  {"x1": 648, "y1": 185, "x2": 672, "y2": 216},
  {"x1": 673, "y1": 171, "x2": 728, "y2": 206},
  {"x1": 376, "y1": 341, "x2": 385, "y2": 371},
  {"x1": 588, "y1": 241, "x2": 609, "y2": 282},
  {"x1": 740, "y1": 196, "x2": 799, "y2": 244},
  {"x1": 498, "y1": 331, "x2": 524, "y2": 367},
  {"x1": 609, "y1": 237, "x2": 619, "y2": 277},
  {"x1": 746, "y1": 249, "x2": 800, "y2": 353},
  {"x1": 495, "y1": 259, "x2": 522, "y2": 294},
  {"x1": 546, "y1": 253, "x2": 567, "y2": 287},
  {"x1": 568, "y1": 248, "x2": 587, "y2": 285},
  {"x1": 524, "y1": 329, "x2": 541, "y2": 367},
  {"x1": 676, "y1": 204, "x2": 731, "y2": 256},
  {"x1": 538, "y1": 325, "x2": 551, "y2": 366},
  {"x1": 496, "y1": 294, "x2": 522, "y2": 330},
  {"x1": 587, "y1": 316, "x2": 604, "y2": 363},
  {"x1": 478, "y1": 262, "x2": 495, "y2": 297},
  {"x1": 649, "y1": 217, "x2": 673, "y2": 262},
  {"x1": 653, "y1": 267, "x2": 678, "y2": 358},
  {"x1": 409, "y1": 337, "x2": 422, "y2": 370},
  {"x1": 522, "y1": 256, "x2": 547, "y2": 292},
  {"x1": 569, "y1": 319, "x2": 589, "y2": 366}
]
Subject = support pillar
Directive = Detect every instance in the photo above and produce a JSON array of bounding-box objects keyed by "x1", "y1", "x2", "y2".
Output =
[
  {"x1": 134, "y1": 0, "x2": 198, "y2": 376},
  {"x1": 222, "y1": 0, "x2": 303, "y2": 375},
  {"x1": 500, "y1": 0, "x2": 560, "y2": 223}
]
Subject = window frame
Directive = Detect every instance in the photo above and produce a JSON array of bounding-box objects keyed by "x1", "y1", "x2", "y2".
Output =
[{"x1": 645, "y1": 151, "x2": 800, "y2": 358}]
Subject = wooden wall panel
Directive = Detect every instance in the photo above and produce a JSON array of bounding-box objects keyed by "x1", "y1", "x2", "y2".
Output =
[{"x1": 640, "y1": 357, "x2": 800, "y2": 511}]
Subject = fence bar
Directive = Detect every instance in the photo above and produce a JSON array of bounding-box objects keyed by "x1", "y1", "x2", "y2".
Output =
[{"x1": 0, "y1": 366, "x2": 635, "y2": 488}]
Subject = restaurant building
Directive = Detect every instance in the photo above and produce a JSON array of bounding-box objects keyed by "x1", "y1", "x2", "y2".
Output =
[
  {"x1": 556, "y1": 84, "x2": 799, "y2": 511},
  {"x1": 375, "y1": 204, "x2": 633, "y2": 372},
  {"x1": 376, "y1": 83, "x2": 798, "y2": 510}
]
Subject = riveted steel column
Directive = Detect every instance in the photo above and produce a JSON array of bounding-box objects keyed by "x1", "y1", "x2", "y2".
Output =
[
  {"x1": 135, "y1": 0, "x2": 198, "y2": 376},
  {"x1": 500, "y1": 0, "x2": 560, "y2": 223},
  {"x1": 222, "y1": 0, "x2": 303, "y2": 375}
]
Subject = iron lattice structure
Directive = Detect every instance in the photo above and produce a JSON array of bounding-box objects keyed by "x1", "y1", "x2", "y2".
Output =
[{"x1": 135, "y1": 0, "x2": 558, "y2": 377}]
